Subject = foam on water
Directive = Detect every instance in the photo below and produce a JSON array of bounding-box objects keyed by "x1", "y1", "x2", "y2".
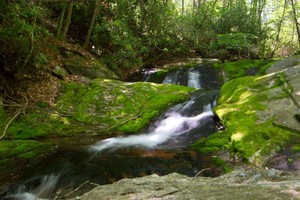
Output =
[
  {"x1": 89, "y1": 111, "x2": 214, "y2": 152},
  {"x1": 187, "y1": 69, "x2": 201, "y2": 89},
  {"x1": 6, "y1": 175, "x2": 58, "y2": 200}
]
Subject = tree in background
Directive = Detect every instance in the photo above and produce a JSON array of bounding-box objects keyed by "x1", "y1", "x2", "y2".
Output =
[
  {"x1": 290, "y1": 0, "x2": 300, "y2": 48},
  {"x1": 0, "y1": 0, "x2": 49, "y2": 73},
  {"x1": 1, "y1": 0, "x2": 300, "y2": 79}
]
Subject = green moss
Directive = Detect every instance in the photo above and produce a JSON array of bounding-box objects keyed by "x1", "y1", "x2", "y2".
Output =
[
  {"x1": 212, "y1": 157, "x2": 232, "y2": 173},
  {"x1": 193, "y1": 132, "x2": 231, "y2": 154},
  {"x1": 0, "y1": 140, "x2": 54, "y2": 161},
  {"x1": 291, "y1": 145, "x2": 300, "y2": 153},
  {"x1": 147, "y1": 69, "x2": 169, "y2": 83},
  {"x1": 193, "y1": 73, "x2": 299, "y2": 164},
  {"x1": 5, "y1": 78, "x2": 194, "y2": 139},
  {"x1": 214, "y1": 59, "x2": 276, "y2": 80},
  {"x1": 65, "y1": 79, "x2": 195, "y2": 133}
]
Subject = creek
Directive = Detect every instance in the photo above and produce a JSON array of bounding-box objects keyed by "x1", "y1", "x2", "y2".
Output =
[{"x1": 2, "y1": 63, "x2": 223, "y2": 200}]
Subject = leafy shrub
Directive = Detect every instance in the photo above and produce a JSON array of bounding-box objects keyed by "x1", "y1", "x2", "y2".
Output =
[
  {"x1": 211, "y1": 33, "x2": 257, "y2": 59},
  {"x1": 0, "y1": 0, "x2": 49, "y2": 72}
]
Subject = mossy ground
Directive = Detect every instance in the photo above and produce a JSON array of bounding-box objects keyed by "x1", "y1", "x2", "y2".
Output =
[
  {"x1": 213, "y1": 59, "x2": 277, "y2": 81},
  {"x1": 2, "y1": 79, "x2": 194, "y2": 139},
  {"x1": 0, "y1": 78, "x2": 194, "y2": 180},
  {"x1": 193, "y1": 72, "x2": 299, "y2": 165},
  {"x1": 0, "y1": 139, "x2": 55, "y2": 182},
  {"x1": 0, "y1": 140, "x2": 54, "y2": 160},
  {"x1": 55, "y1": 79, "x2": 195, "y2": 134}
]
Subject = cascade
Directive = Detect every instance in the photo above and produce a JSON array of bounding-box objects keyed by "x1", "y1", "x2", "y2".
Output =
[
  {"x1": 90, "y1": 110, "x2": 214, "y2": 152},
  {"x1": 187, "y1": 68, "x2": 201, "y2": 88},
  {"x1": 5, "y1": 175, "x2": 58, "y2": 200},
  {"x1": 90, "y1": 64, "x2": 220, "y2": 152},
  {"x1": 2, "y1": 63, "x2": 222, "y2": 199}
]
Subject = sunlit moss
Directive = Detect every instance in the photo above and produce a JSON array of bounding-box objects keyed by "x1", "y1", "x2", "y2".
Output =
[
  {"x1": 231, "y1": 132, "x2": 246, "y2": 142},
  {"x1": 4, "y1": 78, "x2": 194, "y2": 138},
  {"x1": 0, "y1": 140, "x2": 54, "y2": 161},
  {"x1": 213, "y1": 59, "x2": 276, "y2": 80},
  {"x1": 291, "y1": 145, "x2": 300, "y2": 153},
  {"x1": 193, "y1": 67, "x2": 299, "y2": 164}
]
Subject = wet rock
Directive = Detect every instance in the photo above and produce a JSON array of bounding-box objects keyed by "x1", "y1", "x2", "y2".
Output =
[
  {"x1": 195, "y1": 57, "x2": 300, "y2": 166},
  {"x1": 267, "y1": 155, "x2": 289, "y2": 170},
  {"x1": 266, "y1": 56, "x2": 300, "y2": 74},
  {"x1": 64, "y1": 60, "x2": 106, "y2": 79},
  {"x1": 69, "y1": 169, "x2": 300, "y2": 200}
]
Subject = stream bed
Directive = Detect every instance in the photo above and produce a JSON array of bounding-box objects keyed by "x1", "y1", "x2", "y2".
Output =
[{"x1": 1, "y1": 63, "x2": 223, "y2": 200}]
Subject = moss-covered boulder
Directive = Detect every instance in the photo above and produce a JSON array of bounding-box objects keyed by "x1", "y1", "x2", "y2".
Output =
[
  {"x1": 4, "y1": 79, "x2": 194, "y2": 139},
  {"x1": 194, "y1": 59, "x2": 300, "y2": 166},
  {"x1": 0, "y1": 79, "x2": 194, "y2": 181},
  {"x1": 213, "y1": 59, "x2": 276, "y2": 81},
  {"x1": 64, "y1": 57, "x2": 116, "y2": 79}
]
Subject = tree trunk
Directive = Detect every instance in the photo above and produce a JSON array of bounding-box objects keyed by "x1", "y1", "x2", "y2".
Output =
[
  {"x1": 193, "y1": 0, "x2": 196, "y2": 15},
  {"x1": 56, "y1": 3, "x2": 67, "y2": 38},
  {"x1": 291, "y1": 0, "x2": 300, "y2": 47},
  {"x1": 182, "y1": 0, "x2": 184, "y2": 15},
  {"x1": 270, "y1": 0, "x2": 287, "y2": 57},
  {"x1": 83, "y1": 0, "x2": 100, "y2": 49},
  {"x1": 62, "y1": 0, "x2": 73, "y2": 40}
]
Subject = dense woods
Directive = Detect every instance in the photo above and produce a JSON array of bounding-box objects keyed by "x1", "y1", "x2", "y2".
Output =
[
  {"x1": 0, "y1": 0, "x2": 300, "y2": 96},
  {"x1": 1, "y1": 2, "x2": 300, "y2": 196}
]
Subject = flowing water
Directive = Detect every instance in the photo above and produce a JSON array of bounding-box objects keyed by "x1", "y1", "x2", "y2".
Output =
[{"x1": 1, "y1": 63, "x2": 222, "y2": 199}]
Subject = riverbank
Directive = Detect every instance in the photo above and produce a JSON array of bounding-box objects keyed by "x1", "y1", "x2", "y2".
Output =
[{"x1": 68, "y1": 167, "x2": 300, "y2": 200}]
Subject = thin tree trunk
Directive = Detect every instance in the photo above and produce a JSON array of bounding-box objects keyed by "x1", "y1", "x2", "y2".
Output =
[
  {"x1": 83, "y1": 0, "x2": 100, "y2": 49},
  {"x1": 291, "y1": 0, "x2": 300, "y2": 47},
  {"x1": 193, "y1": 0, "x2": 196, "y2": 15},
  {"x1": 182, "y1": 0, "x2": 184, "y2": 15},
  {"x1": 62, "y1": 0, "x2": 73, "y2": 40},
  {"x1": 56, "y1": 3, "x2": 67, "y2": 38},
  {"x1": 270, "y1": 0, "x2": 287, "y2": 57}
]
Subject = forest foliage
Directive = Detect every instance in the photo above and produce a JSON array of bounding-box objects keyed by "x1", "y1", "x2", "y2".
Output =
[{"x1": 1, "y1": 0, "x2": 300, "y2": 75}]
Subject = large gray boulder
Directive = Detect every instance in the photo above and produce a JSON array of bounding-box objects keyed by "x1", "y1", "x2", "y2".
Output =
[{"x1": 69, "y1": 168, "x2": 300, "y2": 200}]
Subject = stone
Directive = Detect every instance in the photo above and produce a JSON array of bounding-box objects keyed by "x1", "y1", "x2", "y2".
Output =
[
  {"x1": 68, "y1": 169, "x2": 300, "y2": 200},
  {"x1": 266, "y1": 56, "x2": 300, "y2": 74},
  {"x1": 52, "y1": 66, "x2": 68, "y2": 80},
  {"x1": 63, "y1": 58, "x2": 116, "y2": 79}
]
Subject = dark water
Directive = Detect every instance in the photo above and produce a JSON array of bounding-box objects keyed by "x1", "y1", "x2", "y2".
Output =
[
  {"x1": 131, "y1": 63, "x2": 222, "y2": 90},
  {"x1": 1, "y1": 63, "x2": 223, "y2": 200}
]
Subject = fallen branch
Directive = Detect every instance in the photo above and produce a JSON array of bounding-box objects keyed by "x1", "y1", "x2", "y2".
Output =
[
  {"x1": 194, "y1": 168, "x2": 211, "y2": 177},
  {"x1": 62, "y1": 180, "x2": 99, "y2": 198},
  {"x1": 0, "y1": 109, "x2": 22, "y2": 140},
  {"x1": 155, "y1": 168, "x2": 211, "y2": 198}
]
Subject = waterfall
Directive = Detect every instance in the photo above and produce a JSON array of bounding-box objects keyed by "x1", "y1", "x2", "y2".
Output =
[
  {"x1": 187, "y1": 69, "x2": 201, "y2": 89},
  {"x1": 140, "y1": 68, "x2": 157, "y2": 82},
  {"x1": 89, "y1": 111, "x2": 214, "y2": 152},
  {"x1": 5, "y1": 175, "x2": 58, "y2": 200},
  {"x1": 89, "y1": 64, "x2": 221, "y2": 153},
  {"x1": 163, "y1": 70, "x2": 181, "y2": 85}
]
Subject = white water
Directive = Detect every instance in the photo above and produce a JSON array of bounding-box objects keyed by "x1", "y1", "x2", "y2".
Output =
[
  {"x1": 162, "y1": 68, "x2": 202, "y2": 89},
  {"x1": 187, "y1": 69, "x2": 201, "y2": 89},
  {"x1": 162, "y1": 70, "x2": 181, "y2": 85},
  {"x1": 141, "y1": 68, "x2": 157, "y2": 82},
  {"x1": 89, "y1": 111, "x2": 214, "y2": 152},
  {"x1": 6, "y1": 175, "x2": 58, "y2": 200}
]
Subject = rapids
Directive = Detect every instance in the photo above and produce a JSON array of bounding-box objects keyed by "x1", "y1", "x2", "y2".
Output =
[{"x1": 2, "y1": 63, "x2": 222, "y2": 200}]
